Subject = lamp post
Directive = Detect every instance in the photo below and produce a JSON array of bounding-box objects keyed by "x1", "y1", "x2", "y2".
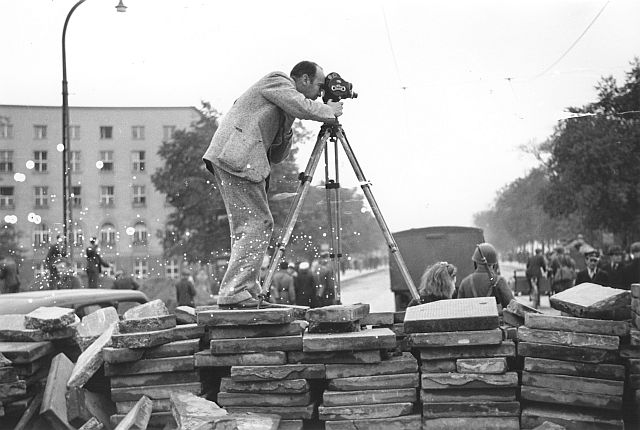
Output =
[{"x1": 61, "y1": 0, "x2": 126, "y2": 262}]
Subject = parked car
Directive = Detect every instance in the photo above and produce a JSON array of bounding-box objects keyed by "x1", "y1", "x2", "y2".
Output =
[{"x1": 0, "y1": 288, "x2": 148, "y2": 316}]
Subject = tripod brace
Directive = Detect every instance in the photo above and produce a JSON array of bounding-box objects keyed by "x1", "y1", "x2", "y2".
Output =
[{"x1": 262, "y1": 122, "x2": 420, "y2": 302}]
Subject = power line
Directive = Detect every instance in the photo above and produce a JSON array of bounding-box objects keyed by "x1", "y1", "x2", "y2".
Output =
[{"x1": 381, "y1": 4, "x2": 406, "y2": 90}]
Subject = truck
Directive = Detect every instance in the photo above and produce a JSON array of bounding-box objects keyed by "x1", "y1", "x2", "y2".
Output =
[{"x1": 389, "y1": 226, "x2": 485, "y2": 311}]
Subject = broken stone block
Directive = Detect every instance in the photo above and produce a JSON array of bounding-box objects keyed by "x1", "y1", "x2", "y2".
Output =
[
  {"x1": 521, "y1": 404, "x2": 623, "y2": 429},
  {"x1": 420, "y1": 360, "x2": 457, "y2": 373},
  {"x1": 531, "y1": 421, "x2": 567, "y2": 430},
  {"x1": 40, "y1": 353, "x2": 74, "y2": 429},
  {"x1": 524, "y1": 313, "x2": 630, "y2": 336},
  {"x1": 420, "y1": 388, "x2": 517, "y2": 403},
  {"x1": 78, "y1": 417, "x2": 104, "y2": 430},
  {"x1": 324, "y1": 415, "x2": 421, "y2": 430},
  {"x1": 0, "y1": 314, "x2": 78, "y2": 342},
  {"x1": 110, "y1": 411, "x2": 174, "y2": 429},
  {"x1": 323, "y1": 388, "x2": 417, "y2": 406},
  {"x1": 111, "y1": 327, "x2": 178, "y2": 350},
  {"x1": 420, "y1": 372, "x2": 518, "y2": 390},
  {"x1": 210, "y1": 335, "x2": 302, "y2": 354},
  {"x1": 522, "y1": 371, "x2": 623, "y2": 396},
  {"x1": 113, "y1": 395, "x2": 152, "y2": 430},
  {"x1": 361, "y1": 312, "x2": 395, "y2": 326},
  {"x1": 419, "y1": 340, "x2": 516, "y2": 361},
  {"x1": 116, "y1": 398, "x2": 171, "y2": 414},
  {"x1": 404, "y1": 297, "x2": 499, "y2": 333},
  {"x1": 0, "y1": 379, "x2": 27, "y2": 398},
  {"x1": 207, "y1": 321, "x2": 306, "y2": 340},
  {"x1": 305, "y1": 304, "x2": 370, "y2": 323},
  {"x1": 75, "y1": 307, "x2": 120, "y2": 351},
  {"x1": 0, "y1": 341, "x2": 54, "y2": 364},
  {"x1": 518, "y1": 326, "x2": 619, "y2": 350},
  {"x1": 122, "y1": 299, "x2": 169, "y2": 320},
  {"x1": 520, "y1": 385, "x2": 622, "y2": 411},
  {"x1": 324, "y1": 353, "x2": 417, "y2": 379},
  {"x1": 517, "y1": 342, "x2": 619, "y2": 364},
  {"x1": 287, "y1": 350, "x2": 381, "y2": 364},
  {"x1": 110, "y1": 371, "x2": 199, "y2": 388},
  {"x1": 506, "y1": 299, "x2": 542, "y2": 318},
  {"x1": 422, "y1": 401, "x2": 521, "y2": 418},
  {"x1": 550, "y1": 283, "x2": 631, "y2": 320},
  {"x1": 67, "y1": 323, "x2": 116, "y2": 388},
  {"x1": 220, "y1": 377, "x2": 309, "y2": 394},
  {"x1": 66, "y1": 387, "x2": 115, "y2": 429},
  {"x1": 456, "y1": 357, "x2": 508, "y2": 374},
  {"x1": 175, "y1": 306, "x2": 197, "y2": 324},
  {"x1": 110, "y1": 383, "x2": 202, "y2": 402},
  {"x1": 230, "y1": 412, "x2": 281, "y2": 430},
  {"x1": 409, "y1": 328, "x2": 503, "y2": 348},
  {"x1": 230, "y1": 363, "x2": 325, "y2": 381},
  {"x1": 523, "y1": 357, "x2": 624, "y2": 381},
  {"x1": 105, "y1": 356, "x2": 195, "y2": 377},
  {"x1": 217, "y1": 391, "x2": 311, "y2": 407},
  {"x1": 195, "y1": 351, "x2": 287, "y2": 367},
  {"x1": 104, "y1": 338, "x2": 200, "y2": 364},
  {"x1": 118, "y1": 315, "x2": 177, "y2": 334},
  {"x1": 302, "y1": 328, "x2": 395, "y2": 352},
  {"x1": 24, "y1": 306, "x2": 77, "y2": 332},
  {"x1": 224, "y1": 405, "x2": 315, "y2": 420},
  {"x1": 423, "y1": 417, "x2": 520, "y2": 430},
  {"x1": 318, "y1": 402, "x2": 413, "y2": 420},
  {"x1": 307, "y1": 321, "x2": 361, "y2": 334},
  {"x1": 0, "y1": 365, "x2": 18, "y2": 383},
  {"x1": 169, "y1": 391, "x2": 229, "y2": 430},
  {"x1": 197, "y1": 308, "x2": 295, "y2": 326},
  {"x1": 0, "y1": 352, "x2": 10, "y2": 367}
]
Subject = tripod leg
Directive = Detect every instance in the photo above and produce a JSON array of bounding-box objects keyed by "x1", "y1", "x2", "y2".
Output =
[
  {"x1": 334, "y1": 127, "x2": 421, "y2": 302},
  {"x1": 324, "y1": 138, "x2": 342, "y2": 305},
  {"x1": 262, "y1": 126, "x2": 332, "y2": 296}
]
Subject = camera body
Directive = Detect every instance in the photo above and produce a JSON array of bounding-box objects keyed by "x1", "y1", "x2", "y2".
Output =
[{"x1": 322, "y1": 72, "x2": 358, "y2": 103}]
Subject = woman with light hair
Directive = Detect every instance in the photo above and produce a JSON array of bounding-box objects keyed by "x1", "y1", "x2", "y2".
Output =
[{"x1": 410, "y1": 261, "x2": 457, "y2": 305}]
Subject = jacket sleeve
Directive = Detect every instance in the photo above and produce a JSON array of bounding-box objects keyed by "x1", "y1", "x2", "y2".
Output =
[
  {"x1": 260, "y1": 74, "x2": 336, "y2": 123},
  {"x1": 268, "y1": 114, "x2": 295, "y2": 164}
]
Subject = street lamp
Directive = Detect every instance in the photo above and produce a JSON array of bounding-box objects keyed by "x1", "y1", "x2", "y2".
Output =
[{"x1": 61, "y1": 0, "x2": 126, "y2": 262}]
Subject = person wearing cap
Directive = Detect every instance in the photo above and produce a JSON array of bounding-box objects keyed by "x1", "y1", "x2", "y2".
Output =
[
  {"x1": 294, "y1": 261, "x2": 315, "y2": 307},
  {"x1": 175, "y1": 269, "x2": 197, "y2": 307},
  {"x1": 270, "y1": 261, "x2": 296, "y2": 305},
  {"x1": 575, "y1": 248, "x2": 609, "y2": 286},
  {"x1": 603, "y1": 245, "x2": 626, "y2": 289},
  {"x1": 457, "y1": 243, "x2": 514, "y2": 309},
  {"x1": 623, "y1": 242, "x2": 640, "y2": 289},
  {"x1": 85, "y1": 237, "x2": 110, "y2": 289}
]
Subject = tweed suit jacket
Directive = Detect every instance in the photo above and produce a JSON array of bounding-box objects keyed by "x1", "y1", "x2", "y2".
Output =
[{"x1": 203, "y1": 71, "x2": 336, "y2": 182}]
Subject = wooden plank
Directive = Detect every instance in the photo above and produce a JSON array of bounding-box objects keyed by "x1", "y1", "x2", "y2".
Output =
[
  {"x1": 404, "y1": 297, "x2": 499, "y2": 333},
  {"x1": 517, "y1": 342, "x2": 619, "y2": 364},
  {"x1": 318, "y1": 402, "x2": 413, "y2": 420},
  {"x1": 324, "y1": 414, "x2": 421, "y2": 430},
  {"x1": 195, "y1": 351, "x2": 287, "y2": 367},
  {"x1": 305, "y1": 304, "x2": 370, "y2": 323},
  {"x1": 219, "y1": 377, "x2": 309, "y2": 394},
  {"x1": 112, "y1": 395, "x2": 152, "y2": 430},
  {"x1": 409, "y1": 329, "x2": 503, "y2": 348},
  {"x1": 207, "y1": 321, "x2": 306, "y2": 340},
  {"x1": 523, "y1": 357, "x2": 624, "y2": 380},
  {"x1": 327, "y1": 373, "x2": 418, "y2": 391},
  {"x1": 423, "y1": 401, "x2": 520, "y2": 418},
  {"x1": 24, "y1": 307, "x2": 76, "y2": 332},
  {"x1": 322, "y1": 388, "x2": 416, "y2": 406},
  {"x1": 67, "y1": 324, "x2": 115, "y2": 388},
  {"x1": 230, "y1": 363, "x2": 325, "y2": 381},
  {"x1": 324, "y1": 353, "x2": 417, "y2": 379},
  {"x1": 524, "y1": 313, "x2": 629, "y2": 336},
  {"x1": 0, "y1": 341, "x2": 54, "y2": 364},
  {"x1": 210, "y1": 335, "x2": 302, "y2": 354},
  {"x1": 518, "y1": 326, "x2": 620, "y2": 350},
  {"x1": 288, "y1": 350, "x2": 381, "y2": 364},
  {"x1": 117, "y1": 315, "x2": 176, "y2": 334},
  {"x1": 103, "y1": 338, "x2": 200, "y2": 364},
  {"x1": 104, "y1": 356, "x2": 194, "y2": 377},
  {"x1": 110, "y1": 371, "x2": 199, "y2": 388},
  {"x1": 520, "y1": 404, "x2": 624, "y2": 430},
  {"x1": 520, "y1": 386, "x2": 622, "y2": 411},
  {"x1": 420, "y1": 372, "x2": 518, "y2": 390},
  {"x1": 302, "y1": 328, "x2": 395, "y2": 352},
  {"x1": 225, "y1": 404, "x2": 315, "y2": 420},
  {"x1": 197, "y1": 308, "x2": 294, "y2": 326},
  {"x1": 420, "y1": 388, "x2": 516, "y2": 403},
  {"x1": 40, "y1": 353, "x2": 74, "y2": 430},
  {"x1": 419, "y1": 340, "x2": 515, "y2": 361},
  {"x1": 110, "y1": 382, "x2": 202, "y2": 402},
  {"x1": 361, "y1": 312, "x2": 395, "y2": 326},
  {"x1": 423, "y1": 417, "x2": 520, "y2": 430},
  {"x1": 550, "y1": 283, "x2": 630, "y2": 320},
  {"x1": 420, "y1": 360, "x2": 457, "y2": 373},
  {"x1": 522, "y1": 371, "x2": 623, "y2": 396},
  {"x1": 217, "y1": 391, "x2": 311, "y2": 407}
]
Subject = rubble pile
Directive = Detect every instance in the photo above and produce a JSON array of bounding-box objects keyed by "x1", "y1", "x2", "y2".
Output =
[{"x1": 405, "y1": 297, "x2": 520, "y2": 430}]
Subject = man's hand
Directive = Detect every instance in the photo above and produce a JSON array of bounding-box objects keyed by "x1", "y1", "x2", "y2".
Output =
[{"x1": 327, "y1": 101, "x2": 343, "y2": 118}]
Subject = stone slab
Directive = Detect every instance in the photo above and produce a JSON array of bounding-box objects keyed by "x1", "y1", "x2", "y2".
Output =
[
  {"x1": 65, "y1": 387, "x2": 115, "y2": 429},
  {"x1": 67, "y1": 323, "x2": 116, "y2": 388},
  {"x1": 506, "y1": 299, "x2": 542, "y2": 318},
  {"x1": 420, "y1": 388, "x2": 517, "y2": 402},
  {"x1": 520, "y1": 385, "x2": 622, "y2": 411},
  {"x1": 210, "y1": 335, "x2": 302, "y2": 354},
  {"x1": 550, "y1": 283, "x2": 630, "y2": 320},
  {"x1": 0, "y1": 379, "x2": 27, "y2": 399},
  {"x1": 111, "y1": 323, "x2": 203, "y2": 349},
  {"x1": 327, "y1": 373, "x2": 419, "y2": 391},
  {"x1": 278, "y1": 420, "x2": 303, "y2": 430},
  {"x1": 195, "y1": 351, "x2": 287, "y2": 367},
  {"x1": 530, "y1": 422, "x2": 568, "y2": 430},
  {"x1": 307, "y1": 321, "x2": 361, "y2": 334},
  {"x1": 229, "y1": 412, "x2": 281, "y2": 430},
  {"x1": 322, "y1": 388, "x2": 416, "y2": 406},
  {"x1": 627, "y1": 358, "x2": 640, "y2": 373},
  {"x1": 318, "y1": 402, "x2": 413, "y2": 420},
  {"x1": 409, "y1": 328, "x2": 503, "y2": 348},
  {"x1": 420, "y1": 372, "x2": 518, "y2": 389},
  {"x1": 230, "y1": 363, "x2": 325, "y2": 381},
  {"x1": 305, "y1": 304, "x2": 370, "y2": 323},
  {"x1": 524, "y1": 313, "x2": 629, "y2": 336},
  {"x1": 0, "y1": 352, "x2": 10, "y2": 366},
  {"x1": 197, "y1": 308, "x2": 295, "y2": 326},
  {"x1": 207, "y1": 321, "x2": 307, "y2": 340},
  {"x1": 287, "y1": 350, "x2": 381, "y2": 364},
  {"x1": 517, "y1": 342, "x2": 619, "y2": 364},
  {"x1": 40, "y1": 353, "x2": 74, "y2": 430},
  {"x1": 0, "y1": 341, "x2": 54, "y2": 364},
  {"x1": 103, "y1": 338, "x2": 200, "y2": 364},
  {"x1": 104, "y1": 356, "x2": 194, "y2": 377},
  {"x1": 110, "y1": 411, "x2": 174, "y2": 429},
  {"x1": 217, "y1": 391, "x2": 311, "y2": 407},
  {"x1": 174, "y1": 306, "x2": 197, "y2": 324},
  {"x1": 169, "y1": 391, "x2": 228, "y2": 430},
  {"x1": 404, "y1": 297, "x2": 499, "y2": 333},
  {"x1": 522, "y1": 371, "x2": 623, "y2": 396},
  {"x1": 112, "y1": 395, "x2": 152, "y2": 430},
  {"x1": 75, "y1": 307, "x2": 120, "y2": 351},
  {"x1": 520, "y1": 404, "x2": 624, "y2": 430},
  {"x1": 302, "y1": 328, "x2": 395, "y2": 352},
  {"x1": 117, "y1": 315, "x2": 177, "y2": 334},
  {"x1": 224, "y1": 404, "x2": 315, "y2": 420},
  {"x1": 422, "y1": 417, "x2": 520, "y2": 430},
  {"x1": 420, "y1": 360, "x2": 457, "y2": 373},
  {"x1": 632, "y1": 283, "x2": 640, "y2": 298},
  {"x1": 423, "y1": 401, "x2": 520, "y2": 418},
  {"x1": 110, "y1": 370, "x2": 199, "y2": 388},
  {"x1": 419, "y1": 340, "x2": 515, "y2": 361},
  {"x1": 122, "y1": 299, "x2": 169, "y2": 320},
  {"x1": 24, "y1": 306, "x2": 76, "y2": 332},
  {"x1": 78, "y1": 417, "x2": 104, "y2": 430},
  {"x1": 264, "y1": 303, "x2": 309, "y2": 320},
  {"x1": 518, "y1": 326, "x2": 619, "y2": 350},
  {"x1": 110, "y1": 382, "x2": 202, "y2": 402},
  {"x1": 12, "y1": 356, "x2": 48, "y2": 377},
  {"x1": 502, "y1": 310, "x2": 523, "y2": 327},
  {"x1": 361, "y1": 312, "x2": 395, "y2": 326},
  {"x1": 220, "y1": 377, "x2": 309, "y2": 394},
  {"x1": 0, "y1": 314, "x2": 78, "y2": 342},
  {"x1": 0, "y1": 366, "x2": 18, "y2": 384},
  {"x1": 12, "y1": 392, "x2": 43, "y2": 430},
  {"x1": 324, "y1": 414, "x2": 421, "y2": 430},
  {"x1": 324, "y1": 353, "x2": 417, "y2": 379},
  {"x1": 523, "y1": 357, "x2": 625, "y2": 380},
  {"x1": 456, "y1": 357, "x2": 508, "y2": 374},
  {"x1": 117, "y1": 399, "x2": 171, "y2": 413}
]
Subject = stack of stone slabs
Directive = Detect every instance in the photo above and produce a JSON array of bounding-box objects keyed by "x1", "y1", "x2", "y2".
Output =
[
  {"x1": 196, "y1": 307, "x2": 311, "y2": 430},
  {"x1": 518, "y1": 312, "x2": 626, "y2": 430},
  {"x1": 626, "y1": 283, "x2": 640, "y2": 427},
  {"x1": 405, "y1": 297, "x2": 520, "y2": 430},
  {"x1": 102, "y1": 303, "x2": 204, "y2": 430}
]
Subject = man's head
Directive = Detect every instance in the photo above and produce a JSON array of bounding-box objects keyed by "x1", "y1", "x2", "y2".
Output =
[
  {"x1": 631, "y1": 242, "x2": 640, "y2": 259},
  {"x1": 583, "y1": 248, "x2": 600, "y2": 270},
  {"x1": 279, "y1": 261, "x2": 289, "y2": 270},
  {"x1": 608, "y1": 245, "x2": 623, "y2": 264},
  {"x1": 291, "y1": 61, "x2": 325, "y2": 101}
]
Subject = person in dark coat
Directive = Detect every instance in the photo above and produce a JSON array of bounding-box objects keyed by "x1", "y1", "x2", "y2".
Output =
[
  {"x1": 575, "y1": 248, "x2": 610, "y2": 286},
  {"x1": 604, "y1": 245, "x2": 626, "y2": 289},
  {"x1": 45, "y1": 235, "x2": 66, "y2": 289},
  {"x1": 0, "y1": 257, "x2": 20, "y2": 294},
  {"x1": 525, "y1": 248, "x2": 546, "y2": 308},
  {"x1": 112, "y1": 270, "x2": 140, "y2": 290},
  {"x1": 294, "y1": 261, "x2": 315, "y2": 307},
  {"x1": 270, "y1": 261, "x2": 296, "y2": 305},
  {"x1": 314, "y1": 253, "x2": 336, "y2": 307},
  {"x1": 623, "y1": 242, "x2": 640, "y2": 290},
  {"x1": 175, "y1": 269, "x2": 196, "y2": 307},
  {"x1": 85, "y1": 237, "x2": 110, "y2": 289}
]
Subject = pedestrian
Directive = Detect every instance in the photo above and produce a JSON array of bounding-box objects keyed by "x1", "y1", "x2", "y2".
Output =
[
  {"x1": 45, "y1": 235, "x2": 66, "y2": 289},
  {"x1": 294, "y1": 261, "x2": 315, "y2": 307},
  {"x1": 623, "y1": 242, "x2": 640, "y2": 289},
  {"x1": 85, "y1": 237, "x2": 109, "y2": 289},
  {"x1": 457, "y1": 243, "x2": 515, "y2": 309},
  {"x1": 56, "y1": 259, "x2": 82, "y2": 289},
  {"x1": 175, "y1": 269, "x2": 196, "y2": 307},
  {"x1": 0, "y1": 256, "x2": 20, "y2": 294},
  {"x1": 525, "y1": 248, "x2": 546, "y2": 309},
  {"x1": 409, "y1": 261, "x2": 457, "y2": 306},
  {"x1": 575, "y1": 247, "x2": 609, "y2": 286},
  {"x1": 270, "y1": 261, "x2": 296, "y2": 305},
  {"x1": 549, "y1": 247, "x2": 576, "y2": 294},
  {"x1": 604, "y1": 245, "x2": 626, "y2": 289},
  {"x1": 202, "y1": 61, "x2": 343, "y2": 309},
  {"x1": 315, "y1": 252, "x2": 337, "y2": 307},
  {"x1": 112, "y1": 270, "x2": 140, "y2": 290}
]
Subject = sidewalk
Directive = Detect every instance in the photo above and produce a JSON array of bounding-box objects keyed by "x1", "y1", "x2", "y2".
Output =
[{"x1": 339, "y1": 266, "x2": 387, "y2": 282}]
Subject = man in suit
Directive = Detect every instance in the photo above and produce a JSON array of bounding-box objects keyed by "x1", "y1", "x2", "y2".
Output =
[
  {"x1": 575, "y1": 247, "x2": 610, "y2": 286},
  {"x1": 624, "y1": 242, "x2": 640, "y2": 289},
  {"x1": 202, "y1": 61, "x2": 343, "y2": 308},
  {"x1": 603, "y1": 245, "x2": 626, "y2": 289}
]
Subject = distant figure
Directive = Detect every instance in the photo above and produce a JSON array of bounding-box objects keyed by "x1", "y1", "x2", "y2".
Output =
[
  {"x1": 85, "y1": 237, "x2": 109, "y2": 289},
  {"x1": 55, "y1": 259, "x2": 82, "y2": 289},
  {"x1": 45, "y1": 235, "x2": 66, "y2": 289},
  {"x1": 112, "y1": 270, "x2": 140, "y2": 290},
  {"x1": 175, "y1": 269, "x2": 196, "y2": 307},
  {"x1": 575, "y1": 247, "x2": 609, "y2": 286},
  {"x1": 549, "y1": 247, "x2": 576, "y2": 294},
  {"x1": 624, "y1": 242, "x2": 640, "y2": 289},
  {"x1": 271, "y1": 261, "x2": 296, "y2": 305},
  {"x1": 457, "y1": 243, "x2": 514, "y2": 309},
  {"x1": 604, "y1": 245, "x2": 626, "y2": 289},
  {"x1": 315, "y1": 252, "x2": 337, "y2": 307},
  {"x1": 0, "y1": 256, "x2": 20, "y2": 294},
  {"x1": 194, "y1": 268, "x2": 216, "y2": 305},
  {"x1": 409, "y1": 261, "x2": 457, "y2": 306},
  {"x1": 294, "y1": 261, "x2": 315, "y2": 307},
  {"x1": 525, "y1": 248, "x2": 546, "y2": 309}
]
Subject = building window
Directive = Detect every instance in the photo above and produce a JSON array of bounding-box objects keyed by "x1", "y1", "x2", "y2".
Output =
[
  {"x1": 71, "y1": 186, "x2": 82, "y2": 207},
  {"x1": 132, "y1": 151, "x2": 145, "y2": 172},
  {"x1": 132, "y1": 126, "x2": 145, "y2": 140},
  {"x1": 100, "y1": 186, "x2": 115, "y2": 207},
  {"x1": 72, "y1": 226, "x2": 83, "y2": 247},
  {"x1": 132, "y1": 185, "x2": 146, "y2": 206},
  {"x1": 100, "y1": 223, "x2": 116, "y2": 246},
  {"x1": 0, "y1": 187, "x2": 14, "y2": 209},
  {"x1": 134, "y1": 258, "x2": 148, "y2": 278},
  {"x1": 165, "y1": 259, "x2": 179, "y2": 279},
  {"x1": 70, "y1": 151, "x2": 81, "y2": 173},
  {"x1": 100, "y1": 126, "x2": 113, "y2": 139},
  {"x1": 34, "y1": 151, "x2": 48, "y2": 172},
  {"x1": 34, "y1": 125, "x2": 47, "y2": 140},
  {"x1": 69, "y1": 125, "x2": 80, "y2": 140},
  {"x1": 0, "y1": 151, "x2": 13, "y2": 173},
  {"x1": 34, "y1": 186, "x2": 48, "y2": 208},
  {"x1": 0, "y1": 123, "x2": 13, "y2": 139},
  {"x1": 99, "y1": 151, "x2": 114, "y2": 172},
  {"x1": 162, "y1": 125, "x2": 176, "y2": 141},
  {"x1": 33, "y1": 223, "x2": 49, "y2": 247},
  {"x1": 133, "y1": 222, "x2": 147, "y2": 245}
]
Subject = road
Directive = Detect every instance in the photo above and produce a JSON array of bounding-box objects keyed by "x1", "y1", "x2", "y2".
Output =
[{"x1": 339, "y1": 268, "x2": 395, "y2": 312}]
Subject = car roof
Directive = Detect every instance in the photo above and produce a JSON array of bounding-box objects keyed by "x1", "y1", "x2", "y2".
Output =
[{"x1": 0, "y1": 289, "x2": 148, "y2": 315}]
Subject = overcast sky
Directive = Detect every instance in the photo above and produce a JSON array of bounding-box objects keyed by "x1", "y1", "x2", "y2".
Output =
[{"x1": 3, "y1": 0, "x2": 640, "y2": 233}]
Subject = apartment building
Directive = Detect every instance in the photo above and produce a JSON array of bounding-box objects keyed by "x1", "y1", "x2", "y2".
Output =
[{"x1": 0, "y1": 104, "x2": 201, "y2": 285}]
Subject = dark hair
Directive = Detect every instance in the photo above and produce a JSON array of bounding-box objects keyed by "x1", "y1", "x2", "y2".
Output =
[
  {"x1": 279, "y1": 261, "x2": 289, "y2": 270},
  {"x1": 290, "y1": 61, "x2": 319, "y2": 80}
]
